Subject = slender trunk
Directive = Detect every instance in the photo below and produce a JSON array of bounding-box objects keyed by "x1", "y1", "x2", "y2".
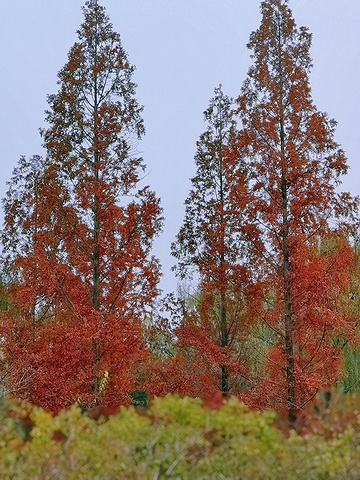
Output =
[
  {"x1": 91, "y1": 30, "x2": 101, "y2": 405},
  {"x1": 280, "y1": 114, "x2": 297, "y2": 430},
  {"x1": 218, "y1": 117, "x2": 230, "y2": 396},
  {"x1": 276, "y1": 16, "x2": 297, "y2": 429},
  {"x1": 91, "y1": 159, "x2": 101, "y2": 405},
  {"x1": 91, "y1": 157, "x2": 101, "y2": 404},
  {"x1": 91, "y1": 338, "x2": 100, "y2": 405},
  {"x1": 282, "y1": 215, "x2": 297, "y2": 429},
  {"x1": 220, "y1": 291, "x2": 229, "y2": 395},
  {"x1": 92, "y1": 198, "x2": 100, "y2": 310}
]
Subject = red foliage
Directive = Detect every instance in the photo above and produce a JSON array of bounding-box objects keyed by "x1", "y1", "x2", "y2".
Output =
[
  {"x1": 232, "y1": 0, "x2": 359, "y2": 429},
  {"x1": 203, "y1": 391, "x2": 225, "y2": 410},
  {"x1": 1, "y1": 1, "x2": 162, "y2": 411},
  {"x1": 170, "y1": 87, "x2": 254, "y2": 397}
]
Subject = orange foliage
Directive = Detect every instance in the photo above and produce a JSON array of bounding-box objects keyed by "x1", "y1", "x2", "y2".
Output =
[
  {"x1": 170, "y1": 87, "x2": 254, "y2": 396},
  {"x1": 232, "y1": 0, "x2": 359, "y2": 429},
  {"x1": 1, "y1": 1, "x2": 162, "y2": 411}
]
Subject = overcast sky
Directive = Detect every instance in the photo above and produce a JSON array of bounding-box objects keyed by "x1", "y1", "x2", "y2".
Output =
[{"x1": 1, "y1": 0, "x2": 359, "y2": 294}]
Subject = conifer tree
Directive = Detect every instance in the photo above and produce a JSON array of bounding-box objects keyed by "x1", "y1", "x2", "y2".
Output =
[
  {"x1": 1, "y1": 0, "x2": 162, "y2": 410},
  {"x1": 234, "y1": 0, "x2": 358, "y2": 429},
  {"x1": 172, "y1": 86, "x2": 251, "y2": 396}
]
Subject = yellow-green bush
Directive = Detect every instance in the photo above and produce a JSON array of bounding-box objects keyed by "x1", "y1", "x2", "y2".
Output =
[{"x1": 1, "y1": 395, "x2": 360, "y2": 479}]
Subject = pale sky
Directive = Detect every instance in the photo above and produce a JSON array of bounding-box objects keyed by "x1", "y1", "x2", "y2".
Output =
[{"x1": 1, "y1": 0, "x2": 359, "y2": 294}]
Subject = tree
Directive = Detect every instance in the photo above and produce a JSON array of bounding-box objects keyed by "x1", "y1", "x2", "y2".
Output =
[
  {"x1": 233, "y1": 0, "x2": 358, "y2": 429},
  {"x1": 1, "y1": 0, "x2": 162, "y2": 410},
  {"x1": 171, "y1": 86, "x2": 253, "y2": 396}
]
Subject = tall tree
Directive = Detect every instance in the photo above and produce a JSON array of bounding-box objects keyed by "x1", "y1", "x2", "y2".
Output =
[
  {"x1": 1, "y1": 0, "x2": 162, "y2": 410},
  {"x1": 171, "y1": 86, "x2": 252, "y2": 396},
  {"x1": 233, "y1": 0, "x2": 358, "y2": 429}
]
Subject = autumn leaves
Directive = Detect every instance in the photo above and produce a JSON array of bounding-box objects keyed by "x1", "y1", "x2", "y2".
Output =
[{"x1": 1, "y1": 0, "x2": 358, "y2": 431}]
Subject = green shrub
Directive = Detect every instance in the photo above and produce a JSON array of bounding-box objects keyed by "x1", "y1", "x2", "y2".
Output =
[{"x1": 0, "y1": 394, "x2": 360, "y2": 479}]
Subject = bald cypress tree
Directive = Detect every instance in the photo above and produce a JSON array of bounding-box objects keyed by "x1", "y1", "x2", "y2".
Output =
[
  {"x1": 172, "y1": 86, "x2": 251, "y2": 396},
  {"x1": 234, "y1": 0, "x2": 358, "y2": 429},
  {"x1": 1, "y1": 0, "x2": 162, "y2": 410}
]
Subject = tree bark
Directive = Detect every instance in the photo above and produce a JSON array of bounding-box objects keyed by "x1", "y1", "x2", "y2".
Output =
[
  {"x1": 218, "y1": 119, "x2": 230, "y2": 396},
  {"x1": 91, "y1": 30, "x2": 101, "y2": 405},
  {"x1": 220, "y1": 292, "x2": 229, "y2": 394},
  {"x1": 280, "y1": 114, "x2": 297, "y2": 430}
]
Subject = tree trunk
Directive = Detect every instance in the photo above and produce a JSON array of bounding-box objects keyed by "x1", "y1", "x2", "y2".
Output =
[
  {"x1": 277, "y1": 15, "x2": 297, "y2": 428},
  {"x1": 280, "y1": 121, "x2": 297, "y2": 430},
  {"x1": 220, "y1": 291, "x2": 229, "y2": 395},
  {"x1": 91, "y1": 36, "x2": 101, "y2": 404},
  {"x1": 283, "y1": 232, "x2": 297, "y2": 430},
  {"x1": 218, "y1": 124, "x2": 230, "y2": 397},
  {"x1": 91, "y1": 338, "x2": 100, "y2": 406}
]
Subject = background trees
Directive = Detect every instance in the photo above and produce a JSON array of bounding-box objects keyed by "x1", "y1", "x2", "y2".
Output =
[{"x1": 0, "y1": 0, "x2": 162, "y2": 410}]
